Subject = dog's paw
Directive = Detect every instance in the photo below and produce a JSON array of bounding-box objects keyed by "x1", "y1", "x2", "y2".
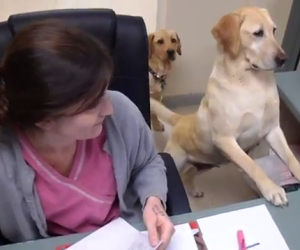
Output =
[
  {"x1": 259, "y1": 180, "x2": 288, "y2": 206},
  {"x1": 187, "y1": 188, "x2": 204, "y2": 198}
]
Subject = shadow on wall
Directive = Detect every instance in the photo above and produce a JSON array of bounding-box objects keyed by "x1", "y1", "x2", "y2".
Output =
[
  {"x1": 161, "y1": 0, "x2": 247, "y2": 97},
  {"x1": 164, "y1": 43, "x2": 212, "y2": 102}
]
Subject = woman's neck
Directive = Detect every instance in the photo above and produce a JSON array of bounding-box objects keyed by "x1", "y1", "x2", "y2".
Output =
[
  {"x1": 24, "y1": 128, "x2": 77, "y2": 177},
  {"x1": 25, "y1": 128, "x2": 75, "y2": 153}
]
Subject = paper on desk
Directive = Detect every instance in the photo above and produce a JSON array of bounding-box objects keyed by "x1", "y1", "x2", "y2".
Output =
[
  {"x1": 197, "y1": 205, "x2": 289, "y2": 250},
  {"x1": 67, "y1": 218, "x2": 156, "y2": 250},
  {"x1": 142, "y1": 223, "x2": 198, "y2": 250},
  {"x1": 68, "y1": 218, "x2": 198, "y2": 250},
  {"x1": 165, "y1": 223, "x2": 198, "y2": 250}
]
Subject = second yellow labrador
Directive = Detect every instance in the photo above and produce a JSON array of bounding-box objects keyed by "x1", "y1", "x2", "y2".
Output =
[
  {"x1": 148, "y1": 29, "x2": 182, "y2": 132},
  {"x1": 150, "y1": 7, "x2": 300, "y2": 206}
]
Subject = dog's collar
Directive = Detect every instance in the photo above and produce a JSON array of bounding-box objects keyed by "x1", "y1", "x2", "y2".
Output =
[{"x1": 149, "y1": 66, "x2": 167, "y2": 90}]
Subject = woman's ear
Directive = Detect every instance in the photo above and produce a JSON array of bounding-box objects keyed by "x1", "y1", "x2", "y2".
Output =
[
  {"x1": 35, "y1": 118, "x2": 54, "y2": 130},
  {"x1": 211, "y1": 13, "x2": 242, "y2": 59}
]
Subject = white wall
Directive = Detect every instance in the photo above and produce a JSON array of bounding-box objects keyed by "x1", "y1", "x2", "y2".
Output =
[
  {"x1": 158, "y1": 0, "x2": 293, "y2": 96},
  {"x1": 1, "y1": 1, "x2": 293, "y2": 96},
  {"x1": 0, "y1": 0, "x2": 157, "y2": 33}
]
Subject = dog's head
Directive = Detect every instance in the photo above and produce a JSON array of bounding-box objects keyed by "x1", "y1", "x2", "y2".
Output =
[
  {"x1": 148, "y1": 29, "x2": 182, "y2": 61},
  {"x1": 211, "y1": 7, "x2": 287, "y2": 71}
]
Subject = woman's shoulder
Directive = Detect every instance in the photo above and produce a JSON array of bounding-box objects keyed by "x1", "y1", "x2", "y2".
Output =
[
  {"x1": 107, "y1": 91, "x2": 136, "y2": 109},
  {"x1": 106, "y1": 91, "x2": 144, "y2": 126},
  {"x1": 0, "y1": 126, "x2": 27, "y2": 184},
  {"x1": 0, "y1": 126, "x2": 18, "y2": 148}
]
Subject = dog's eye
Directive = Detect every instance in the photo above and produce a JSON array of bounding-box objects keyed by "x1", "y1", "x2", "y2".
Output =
[
  {"x1": 157, "y1": 39, "x2": 164, "y2": 45},
  {"x1": 253, "y1": 29, "x2": 264, "y2": 37},
  {"x1": 273, "y1": 27, "x2": 276, "y2": 34},
  {"x1": 171, "y1": 38, "x2": 177, "y2": 43}
]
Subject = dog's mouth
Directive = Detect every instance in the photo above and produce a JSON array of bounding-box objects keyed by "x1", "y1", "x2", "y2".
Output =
[
  {"x1": 168, "y1": 55, "x2": 176, "y2": 61},
  {"x1": 246, "y1": 57, "x2": 260, "y2": 71},
  {"x1": 246, "y1": 58, "x2": 276, "y2": 71},
  {"x1": 249, "y1": 63, "x2": 279, "y2": 71},
  {"x1": 247, "y1": 64, "x2": 275, "y2": 71},
  {"x1": 246, "y1": 57, "x2": 270, "y2": 71}
]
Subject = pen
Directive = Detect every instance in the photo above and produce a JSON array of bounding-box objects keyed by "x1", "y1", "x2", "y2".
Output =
[
  {"x1": 55, "y1": 244, "x2": 71, "y2": 250},
  {"x1": 189, "y1": 221, "x2": 208, "y2": 250},
  {"x1": 154, "y1": 240, "x2": 163, "y2": 250},
  {"x1": 237, "y1": 230, "x2": 246, "y2": 250},
  {"x1": 189, "y1": 221, "x2": 200, "y2": 235},
  {"x1": 246, "y1": 242, "x2": 260, "y2": 249}
]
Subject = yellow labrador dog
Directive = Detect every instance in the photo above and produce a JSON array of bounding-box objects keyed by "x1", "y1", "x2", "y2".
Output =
[
  {"x1": 148, "y1": 29, "x2": 181, "y2": 131},
  {"x1": 150, "y1": 7, "x2": 300, "y2": 206}
]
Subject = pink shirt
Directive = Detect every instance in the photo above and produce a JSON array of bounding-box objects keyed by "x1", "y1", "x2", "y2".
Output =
[{"x1": 17, "y1": 128, "x2": 120, "y2": 236}]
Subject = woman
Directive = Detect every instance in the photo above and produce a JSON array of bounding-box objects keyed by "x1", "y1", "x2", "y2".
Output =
[{"x1": 0, "y1": 20, "x2": 174, "y2": 248}]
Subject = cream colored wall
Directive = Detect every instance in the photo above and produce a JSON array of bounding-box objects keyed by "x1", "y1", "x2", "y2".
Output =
[
  {"x1": 0, "y1": 0, "x2": 157, "y2": 32},
  {"x1": 158, "y1": 0, "x2": 293, "y2": 97},
  {"x1": 1, "y1": 0, "x2": 292, "y2": 95}
]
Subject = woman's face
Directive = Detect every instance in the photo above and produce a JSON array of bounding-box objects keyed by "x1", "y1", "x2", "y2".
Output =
[{"x1": 48, "y1": 93, "x2": 113, "y2": 140}]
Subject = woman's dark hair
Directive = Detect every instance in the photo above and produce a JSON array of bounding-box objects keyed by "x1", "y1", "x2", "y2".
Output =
[{"x1": 0, "y1": 20, "x2": 113, "y2": 129}]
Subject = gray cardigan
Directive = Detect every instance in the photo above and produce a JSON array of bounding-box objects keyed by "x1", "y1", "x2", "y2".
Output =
[{"x1": 0, "y1": 91, "x2": 167, "y2": 243}]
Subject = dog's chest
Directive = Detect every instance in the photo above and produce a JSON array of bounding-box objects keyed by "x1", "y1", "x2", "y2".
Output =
[{"x1": 236, "y1": 91, "x2": 279, "y2": 150}]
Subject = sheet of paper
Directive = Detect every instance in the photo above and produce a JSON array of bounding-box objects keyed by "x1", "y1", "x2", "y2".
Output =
[
  {"x1": 68, "y1": 218, "x2": 155, "y2": 250},
  {"x1": 142, "y1": 223, "x2": 198, "y2": 250},
  {"x1": 166, "y1": 223, "x2": 198, "y2": 250},
  {"x1": 68, "y1": 218, "x2": 198, "y2": 250},
  {"x1": 197, "y1": 205, "x2": 289, "y2": 250},
  {"x1": 127, "y1": 234, "x2": 159, "y2": 250}
]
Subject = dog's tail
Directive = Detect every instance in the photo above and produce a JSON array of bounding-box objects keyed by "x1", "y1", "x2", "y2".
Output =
[{"x1": 150, "y1": 98, "x2": 181, "y2": 126}]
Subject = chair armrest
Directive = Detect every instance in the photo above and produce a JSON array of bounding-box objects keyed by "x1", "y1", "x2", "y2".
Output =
[{"x1": 159, "y1": 153, "x2": 191, "y2": 216}]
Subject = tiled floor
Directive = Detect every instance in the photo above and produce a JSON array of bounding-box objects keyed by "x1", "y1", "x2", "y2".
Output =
[{"x1": 152, "y1": 105, "x2": 259, "y2": 212}]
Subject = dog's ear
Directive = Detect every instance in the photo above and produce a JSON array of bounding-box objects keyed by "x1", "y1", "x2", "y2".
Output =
[
  {"x1": 211, "y1": 13, "x2": 242, "y2": 59},
  {"x1": 175, "y1": 33, "x2": 182, "y2": 55},
  {"x1": 148, "y1": 33, "x2": 155, "y2": 58}
]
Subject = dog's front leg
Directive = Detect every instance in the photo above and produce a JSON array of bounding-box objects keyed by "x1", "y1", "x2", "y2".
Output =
[
  {"x1": 214, "y1": 136, "x2": 288, "y2": 206},
  {"x1": 266, "y1": 126, "x2": 300, "y2": 181},
  {"x1": 150, "y1": 91, "x2": 165, "y2": 132},
  {"x1": 151, "y1": 112, "x2": 165, "y2": 131}
]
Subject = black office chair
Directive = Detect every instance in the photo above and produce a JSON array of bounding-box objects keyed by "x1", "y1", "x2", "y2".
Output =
[{"x1": 0, "y1": 9, "x2": 191, "y2": 221}]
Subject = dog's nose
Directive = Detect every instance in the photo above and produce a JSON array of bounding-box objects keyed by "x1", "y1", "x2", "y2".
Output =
[
  {"x1": 167, "y1": 49, "x2": 175, "y2": 57},
  {"x1": 275, "y1": 52, "x2": 288, "y2": 67}
]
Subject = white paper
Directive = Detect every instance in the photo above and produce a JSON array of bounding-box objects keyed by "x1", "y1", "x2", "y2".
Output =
[
  {"x1": 68, "y1": 218, "x2": 198, "y2": 250},
  {"x1": 166, "y1": 223, "x2": 198, "y2": 250},
  {"x1": 127, "y1": 234, "x2": 158, "y2": 250},
  {"x1": 197, "y1": 205, "x2": 289, "y2": 250},
  {"x1": 68, "y1": 218, "x2": 155, "y2": 250},
  {"x1": 142, "y1": 223, "x2": 198, "y2": 250}
]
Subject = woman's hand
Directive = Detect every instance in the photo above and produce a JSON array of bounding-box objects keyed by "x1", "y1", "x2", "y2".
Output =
[{"x1": 143, "y1": 196, "x2": 175, "y2": 250}]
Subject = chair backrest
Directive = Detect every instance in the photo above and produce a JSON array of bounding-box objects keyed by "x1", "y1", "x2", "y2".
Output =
[{"x1": 0, "y1": 9, "x2": 150, "y2": 126}]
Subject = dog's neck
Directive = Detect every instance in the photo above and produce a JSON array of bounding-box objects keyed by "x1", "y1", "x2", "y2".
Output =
[
  {"x1": 149, "y1": 54, "x2": 171, "y2": 76},
  {"x1": 219, "y1": 53, "x2": 250, "y2": 74},
  {"x1": 211, "y1": 53, "x2": 274, "y2": 86}
]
